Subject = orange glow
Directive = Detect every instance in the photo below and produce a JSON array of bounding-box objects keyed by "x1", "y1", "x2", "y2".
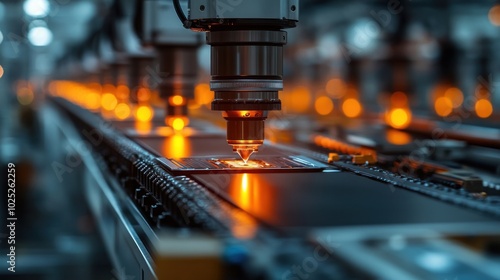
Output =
[
  {"x1": 17, "y1": 87, "x2": 34, "y2": 105},
  {"x1": 475, "y1": 99, "x2": 493, "y2": 118},
  {"x1": 170, "y1": 95, "x2": 184, "y2": 106},
  {"x1": 116, "y1": 85, "x2": 130, "y2": 100},
  {"x1": 390, "y1": 91, "x2": 408, "y2": 107},
  {"x1": 135, "y1": 105, "x2": 154, "y2": 122},
  {"x1": 386, "y1": 129, "x2": 412, "y2": 145},
  {"x1": 88, "y1": 82, "x2": 101, "y2": 93},
  {"x1": 134, "y1": 121, "x2": 152, "y2": 135},
  {"x1": 101, "y1": 93, "x2": 118, "y2": 111},
  {"x1": 85, "y1": 92, "x2": 101, "y2": 110},
  {"x1": 172, "y1": 118, "x2": 185, "y2": 131},
  {"x1": 161, "y1": 133, "x2": 191, "y2": 158},
  {"x1": 342, "y1": 98, "x2": 362, "y2": 118},
  {"x1": 0, "y1": 65, "x2": 4, "y2": 78},
  {"x1": 325, "y1": 78, "x2": 346, "y2": 98},
  {"x1": 387, "y1": 108, "x2": 412, "y2": 129},
  {"x1": 114, "y1": 103, "x2": 131, "y2": 120},
  {"x1": 289, "y1": 86, "x2": 311, "y2": 113},
  {"x1": 489, "y1": 4, "x2": 500, "y2": 26},
  {"x1": 444, "y1": 87, "x2": 463, "y2": 108},
  {"x1": 434, "y1": 97, "x2": 453, "y2": 117},
  {"x1": 315, "y1": 96, "x2": 334, "y2": 115},
  {"x1": 227, "y1": 173, "x2": 276, "y2": 235},
  {"x1": 102, "y1": 84, "x2": 115, "y2": 94},
  {"x1": 194, "y1": 83, "x2": 213, "y2": 107},
  {"x1": 229, "y1": 173, "x2": 265, "y2": 239},
  {"x1": 137, "y1": 88, "x2": 151, "y2": 102},
  {"x1": 165, "y1": 116, "x2": 190, "y2": 130}
]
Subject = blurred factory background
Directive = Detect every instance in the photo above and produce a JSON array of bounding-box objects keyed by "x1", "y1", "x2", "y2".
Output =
[{"x1": 1, "y1": 0, "x2": 500, "y2": 279}]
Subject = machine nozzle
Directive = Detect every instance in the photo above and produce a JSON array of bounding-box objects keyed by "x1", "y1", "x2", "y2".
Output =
[
  {"x1": 224, "y1": 111, "x2": 266, "y2": 162},
  {"x1": 235, "y1": 148, "x2": 256, "y2": 164}
]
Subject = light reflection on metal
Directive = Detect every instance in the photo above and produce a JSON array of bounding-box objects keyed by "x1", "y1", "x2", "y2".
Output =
[
  {"x1": 134, "y1": 121, "x2": 152, "y2": 135},
  {"x1": 161, "y1": 133, "x2": 191, "y2": 159},
  {"x1": 226, "y1": 173, "x2": 277, "y2": 239}
]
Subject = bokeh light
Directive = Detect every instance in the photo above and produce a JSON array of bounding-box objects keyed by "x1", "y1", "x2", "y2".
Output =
[
  {"x1": 342, "y1": 98, "x2": 362, "y2": 118},
  {"x1": 314, "y1": 96, "x2": 334, "y2": 115}
]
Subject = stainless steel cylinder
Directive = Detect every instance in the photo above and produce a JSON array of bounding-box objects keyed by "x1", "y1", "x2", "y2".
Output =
[{"x1": 208, "y1": 30, "x2": 286, "y2": 112}]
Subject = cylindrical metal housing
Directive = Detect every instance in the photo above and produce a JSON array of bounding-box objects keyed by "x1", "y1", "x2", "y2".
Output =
[
  {"x1": 156, "y1": 46, "x2": 198, "y2": 117},
  {"x1": 208, "y1": 30, "x2": 286, "y2": 112}
]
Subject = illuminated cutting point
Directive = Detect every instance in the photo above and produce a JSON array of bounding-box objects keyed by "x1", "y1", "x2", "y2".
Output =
[{"x1": 236, "y1": 149, "x2": 255, "y2": 164}]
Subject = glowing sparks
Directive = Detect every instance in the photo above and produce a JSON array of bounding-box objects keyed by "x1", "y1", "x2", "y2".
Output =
[{"x1": 434, "y1": 97, "x2": 453, "y2": 117}]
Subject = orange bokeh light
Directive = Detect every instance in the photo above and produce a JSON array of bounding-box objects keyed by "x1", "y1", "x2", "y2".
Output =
[
  {"x1": 390, "y1": 91, "x2": 408, "y2": 107},
  {"x1": 387, "y1": 107, "x2": 412, "y2": 129},
  {"x1": 85, "y1": 92, "x2": 101, "y2": 110},
  {"x1": 444, "y1": 87, "x2": 463, "y2": 108},
  {"x1": 135, "y1": 105, "x2": 154, "y2": 122},
  {"x1": 137, "y1": 88, "x2": 151, "y2": 102},
  {"x1": 386, "y1": 129, "x2": 412, "y2": 145},
  {"x1": 101, "y1": 93, "x2": 118, "y2": 111},
  {"x1": 489, "y1": 4, "x2": 500, "y2": 26},
  {"x1": 475, "y1": 99, "x2": 493, "y2": 118},
  {"x1": 289, "y1": 86, "x2": 311, "y2": 113},
  {"x1": 116, "y1": 85, "x2": 130, "y2": 100},
  {"x1": 314, "y1": 96, "x2": 334, "y2": 115},
  {"x1": 102, "y1": 84, "x2": 116, "y2": 94},
  {"x1": 434, "y1": 97, "x2": 453, "y2": 117},
  {"x1": 194, "y1": 83, "x2": 213, "y2": 107},
  {"x1": 172, "y1": 117, "x2": 185, "y2": 131},
  {"x1": 325, "y1": 78, "x2": 346, "y2": 99},
  {"x1": 170, "y1": 95, "x2": 184, "y2": 106},
  {"x1": 342, "y1": 98, "x2": 362, "y2": 118}
]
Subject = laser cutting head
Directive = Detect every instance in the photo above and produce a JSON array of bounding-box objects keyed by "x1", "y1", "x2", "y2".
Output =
[{"x1": 176, "y1": 0, "x2": 299, "y2": 161}]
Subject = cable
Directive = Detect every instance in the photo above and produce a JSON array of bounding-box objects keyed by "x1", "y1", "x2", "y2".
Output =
[{"x1": 173, "y1": 0, "x2": 188, "y2": 28}]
